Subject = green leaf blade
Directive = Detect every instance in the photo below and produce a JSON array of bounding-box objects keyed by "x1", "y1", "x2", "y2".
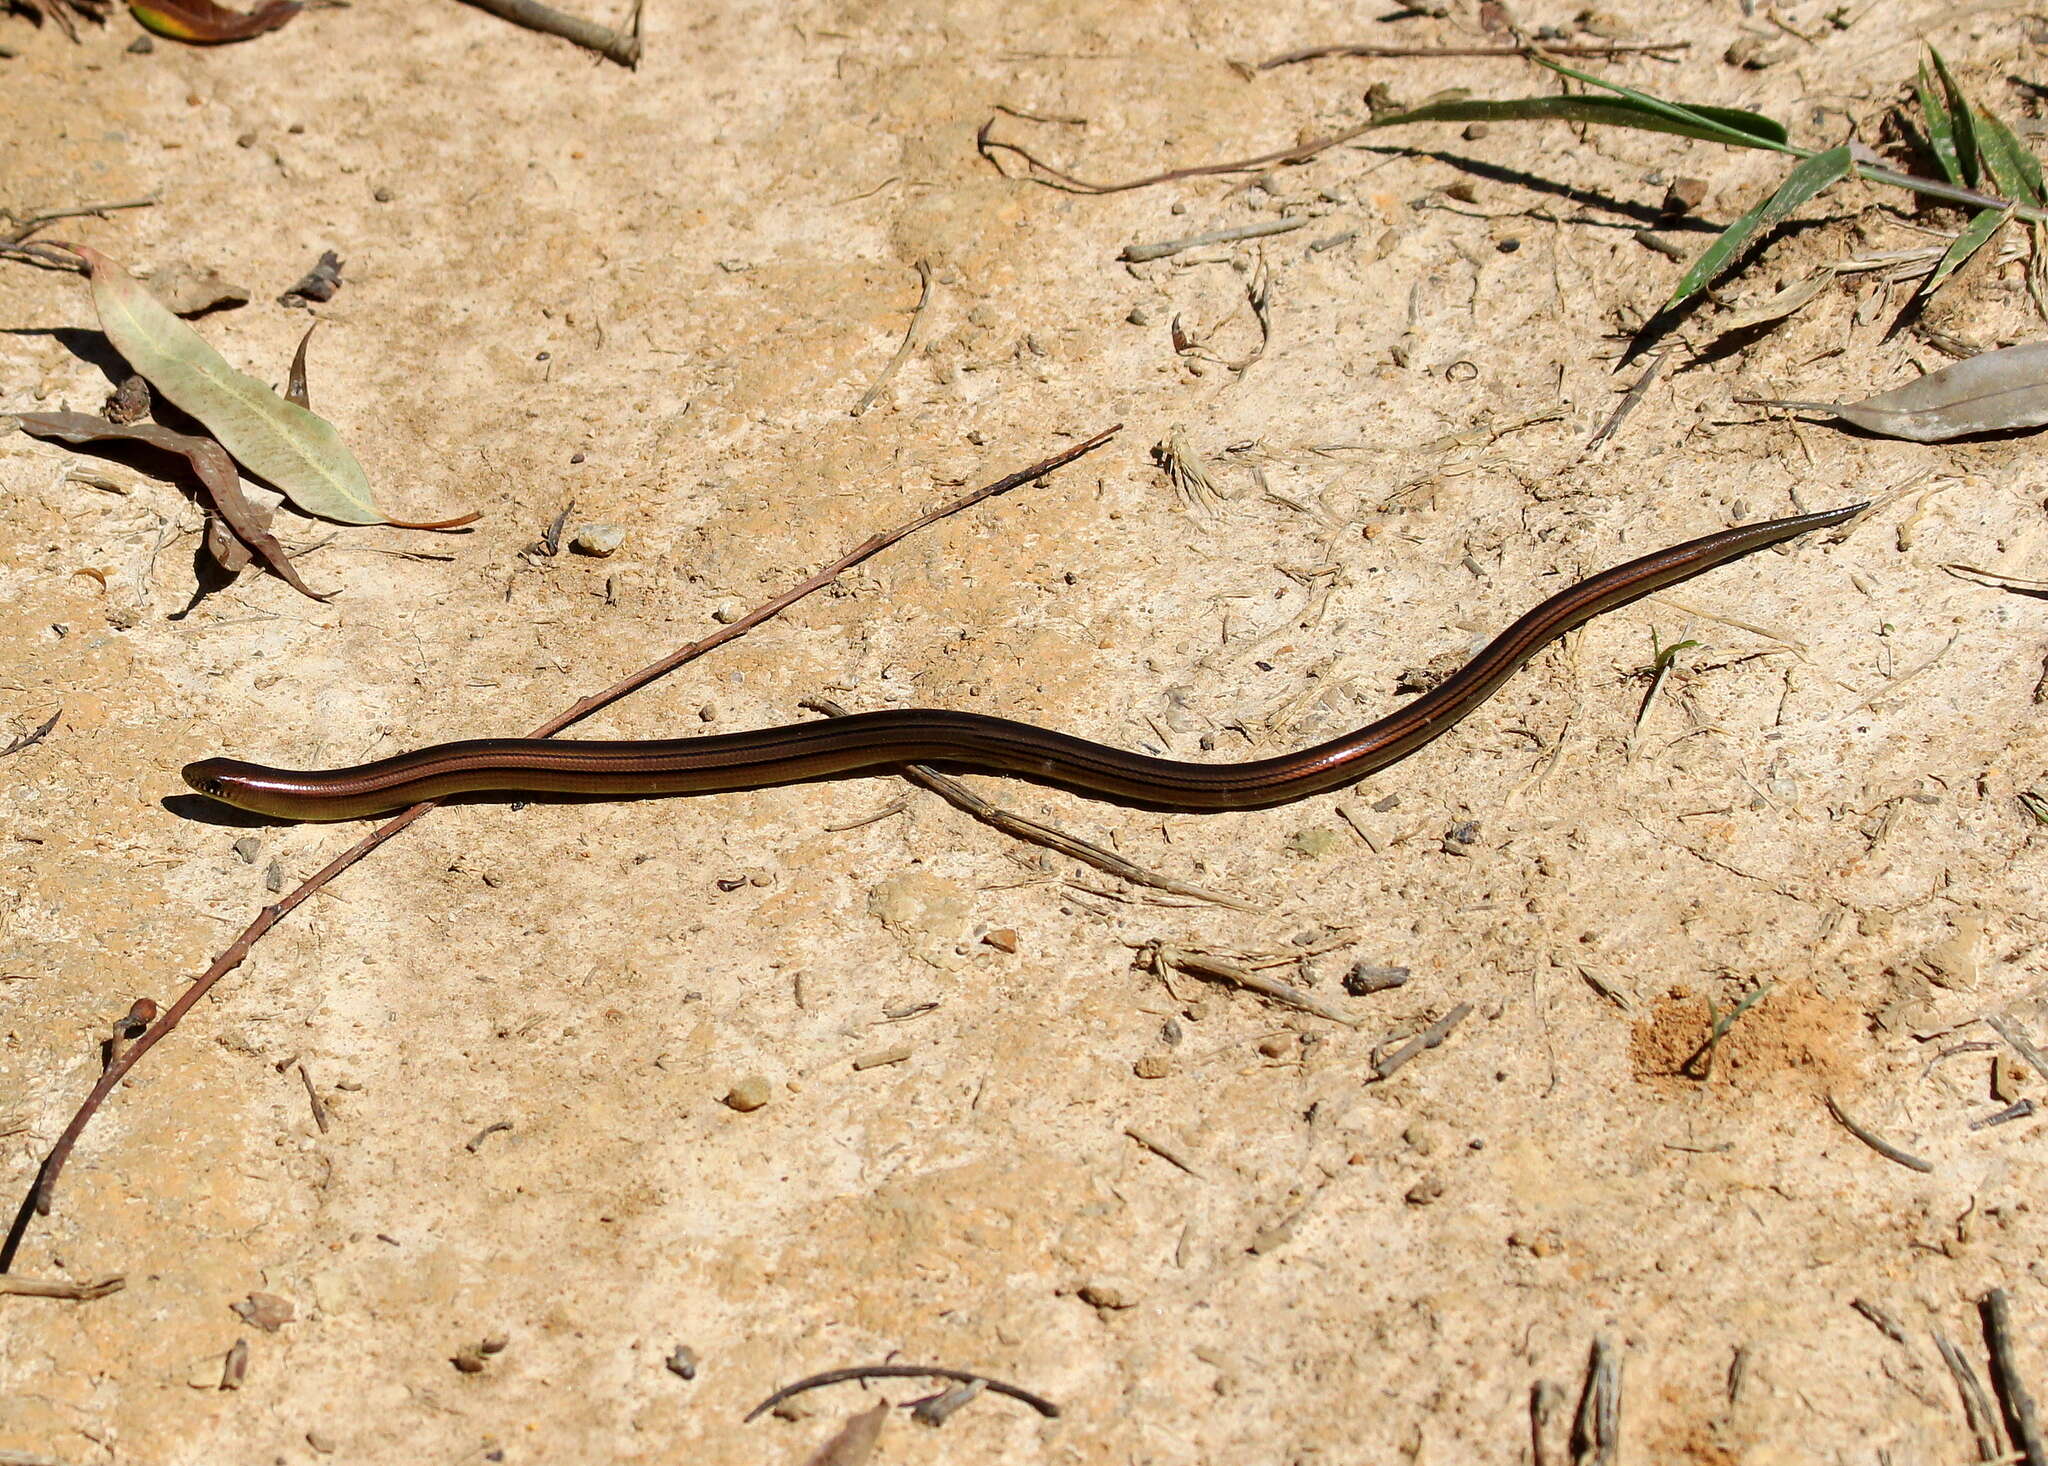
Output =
[
  {"x1": 1664, "y1": 145, "x2": 1855, "y2": 310},
  {"x1": 1369, "y1": 94, "x2": 1788, "y2": 149},
  {"x1": 1531, "y1": 56, "x2": 1793, "y2": 151},
  {"x1": 66, "y1": 243, "x2": 383, "y2": 525},
  {"x1": 1914, "y1": 61, "x2": 1964, "y2": 185},
  {"x1": 1928, "y1": 48, "x2": 1982, "y2": 189},
  {"x1": 1920, "y1": 207, "x2": 2010, "y2": 301},
  {"x1": 1973, "y1": 107, "x2": 2044, "y2": 206}
]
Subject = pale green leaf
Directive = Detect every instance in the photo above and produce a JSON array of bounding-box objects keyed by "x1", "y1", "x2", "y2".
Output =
[{"x1": 66, "y1": 243, "x2": 382, "y2": 525}]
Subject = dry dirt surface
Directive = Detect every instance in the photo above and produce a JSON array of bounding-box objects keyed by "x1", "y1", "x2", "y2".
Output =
[{"x1": 3, "y1": 1, "x2": 2048, "y2": 1462}]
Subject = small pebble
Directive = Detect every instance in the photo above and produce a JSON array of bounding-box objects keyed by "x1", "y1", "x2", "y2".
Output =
[
  {"x1": 722, "y1": 1076, "x2": 772, "y2": 1111},
  {"x1": 1404, "y1": 1175, "x2": 1445, "y2": 1206},
  {"x1": 982, "y1": 927, "x2": 1019, "y2": 953},
  {"x1": 126, "y1": 33, "x2": 154, "y2": 52},
  {"x1": 570, "y1": 523, "x2": 626, "y2": 557},
  {"x1": 1725, "y1": 34, "x2": 1780, "y2": 68},
  {"x1": 852, "y1": 1046, "x2": 911, "y2": 1071},
  {"x1": 306, "y1": 1431, "x2": 336, "y2": 1455},
  {"x1": 1078, "y1": 1280, "x2": 1137, "y2": 1310},
  {"x1": 665, "y1": 1345, "x2": 698, "y2": 1380},
  {"x1": 1662, "y1": 176, "x2": 1709, "y2": 215},
  {"x1": 711, "y1": 601, "x2": 743, "y2": 624},
  {"x1": 1126, "y1": 305, "x2": 1155, "y2": 326},
  {"x1": 232, "y1": 836, "x2": 261, "y2": 864},
  {"x1": 1461, "y1": 122, "x2": 1490, "y2": 141},
  {"x1": 1133, "y1": 1054, "x2": 1173, "y2": 1079},
  {"x1": 1288, "y1": 827, "x2": 1347, "y2": 858},
  {"x1": 372, "y1": 186, "x2": 394, "y2": 203},
  {"x1": 1256, "y1": 1034, "x2": 1292, "y2": 1059},
  {"x1": 1344, "y1": 963, "x2": 1410, "y2": 996},
  {"x1": 452, "y1": 1349, "x2": 487, "y2": 1374}
]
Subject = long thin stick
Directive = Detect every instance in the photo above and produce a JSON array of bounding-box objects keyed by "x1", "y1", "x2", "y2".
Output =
[
  {"x1": 1259, "y1": 40, "x2": 1688, "y2": 68},
  {"x1": 1983, "y1": 1289, "x2": 2048, "y2": 1466},
  {"x1": 453, "y1": 0, "x2": 641, "y2": 67},
  {"x1": 2, "y1": 425, "x2": 1119, "y2": 1268}
]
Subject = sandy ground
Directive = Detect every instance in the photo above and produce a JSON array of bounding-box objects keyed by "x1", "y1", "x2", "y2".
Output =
[{"x1": 2, "y1": 1, "x2": 2047, "y2": 1462}]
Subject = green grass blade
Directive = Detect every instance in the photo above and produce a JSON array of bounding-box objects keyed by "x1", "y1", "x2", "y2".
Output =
[
  {"x1": 1929, "y1": 47, "x2": 1982, "y2": 189},
  {"x1": 1367, "y1": 94, "x2": 1789, "y2": 148},
  {"x1": 1914, "y1": 61, "x2": 1964, "y2": 184},
  {"x1": 1919, "y1": 207, "x2": 2010, "y2": 300},
  {"x1": 1973, "y1": 107, "x2": 2044, "y2": 206},
  {"x1": 1532, "y1": 56, "x2": 1793, "y2": 151},
  {"x1": 1664, "y1": 145, "x2": 1855, "y2": 309}
]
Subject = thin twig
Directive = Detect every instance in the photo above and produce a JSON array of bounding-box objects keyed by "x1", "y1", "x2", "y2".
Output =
[
  {"x1": 1851, "y1": 1297, "x2": 1912, "y2": 1346},
  {"x1": 2, "y1": 426, "x2": 1119, "y2": 1265},
  {"x1": 0, "y1": 1273, "x2": 124, "y2": 1300},
  {"x1": 452, "y1": 0, "x2": 641, "y2": 66},
  {"x1": 744, "y1": 1365, "x2": 1059, "y2": 1423},
  {"x1": 1824, "y1": 1092, "x2": 1934, "y2": 1173},
  {"x1": 1986, "y1": 1013, "x2": 2048, "y2": 1087},
  {"x1": 3, "y1": 197, "x2": 156, "y2": 246},
  {"x1": 1372, "y1": 1003, "x2": 1474, "y2": 1081},
  {"x1": 1583, "y1": 348, "x2": 1668, "y2": 455},
  {"x1": 1983, "y1": 1289, "x2": 2048, "y2": 1466},
  {"x1": 978, "y1": 114, "x2": 1380, "y2": 195},
  {"x1": 801, "y1": 700, "x2": 1256, "y2": 910},
  {"x1": 1935, "y1": 1331, "x2": 2008, "y2": 1464},
  {"x1": 1124, "y1": 1126, "x2": 1205, "y2": 1178},
  {"x1": 296, "y1": 1063, "x2": 329, "y2": 1135},
  {"x1": 851, "y1": 260, "x2": 933, "y2": 416},
  {"x1": 1120, "y1": 218, "x2": 1306, "y2": 262},
  {"x1": 1258, "y1": 40, "x2": 1689, "y2": 68},
  {"x1": 1145, "y1": 943, "x2": 1357, "y2": 1025}
]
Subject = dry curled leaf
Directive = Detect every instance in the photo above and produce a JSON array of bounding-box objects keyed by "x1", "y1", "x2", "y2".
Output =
[
  {"x1": 1744, "y1": 342, "x2": 2048, "y2": 441},
  {"x1": 129, "y1": 0, "x2": 298, "y2": 41},
  {"x1": 15, "y1": 411, "x2": 333, "y2": 600}
]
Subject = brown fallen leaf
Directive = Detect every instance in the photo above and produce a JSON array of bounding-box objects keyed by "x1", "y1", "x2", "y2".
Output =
[
  {"x1": 15, "y1": 411, "x2": 333, "y2": 601},
  {"x1": 128, "y1": 0, "x2": 299, "y2": 43}
]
